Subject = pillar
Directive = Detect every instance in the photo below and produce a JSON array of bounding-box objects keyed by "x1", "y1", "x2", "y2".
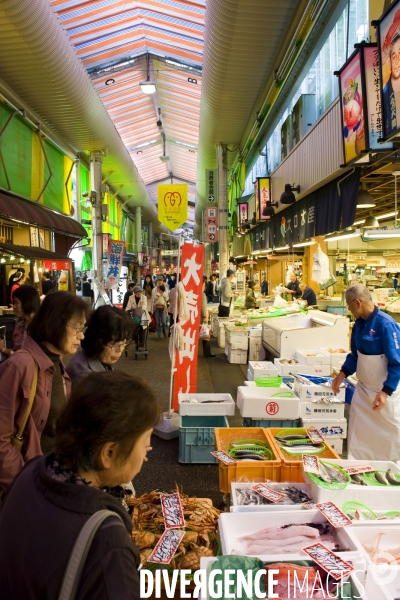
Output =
[
  {"x1": 135, "y1": 206, "x2": 142, "y2": 253},
  {"x1": 148, "y1": 221, "x2": 154, "y2": 274},
  {"x1": 217, "y1": 144, "x2": 229, "y2": 277},
  {"x1": 90, "y1": 151, "x2": 103, "y2": 282}
]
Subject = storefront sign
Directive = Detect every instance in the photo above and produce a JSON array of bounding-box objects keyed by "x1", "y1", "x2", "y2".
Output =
[
  {"x1": 137, "y1": 251, "x2": 144, "y2": 267},
  {"x1": 102, "y1": 233, "x2": 110, "y2": 260},
  {"x1": 106, "y1": 240, "x2": 125, "y2": 283},
  {"x1": 43, "y1": 260, "x2": 72, "y2": 292},
  {"x1": 38, "y1": 229, "x2": 46, "y2": 249},
  {"x1": 30, "y1": 227, "x2": 39, "y2": 248},
  {"x1": 205, "y1": 207, "x2": 218, "y2": 242},
  {"x1": 172, "y1": 243, "x2": 204, "y2": 410},
  {"x1": 238, "y1": 202, "x2": 248, "y2": 225},
  {"x1": 257, "y1": 177, "x2": 271, "y2": 221},
  {"x1": 158, "y1": 184, "x2": 188, "y2": 231},
  {"x1": 363, "y1": 45, "x2": 393, "y2": 150},
  {"x1": 206, "y1": 169, "x2": 218, "y2": 203},
  {"x1": 161, "y1": 250, "x2": 179, "y2": 256}
]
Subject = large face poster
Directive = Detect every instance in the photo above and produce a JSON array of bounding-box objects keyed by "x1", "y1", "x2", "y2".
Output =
[
  {"x1": 364, "y1": 45, "x2": 393, "y2": 150},
  {"x1": 378, "y1": 0, "x2": 400, "y2": 139},
  {"x1": 339, "y1": 52, "x2": 366, "y2": 163}
]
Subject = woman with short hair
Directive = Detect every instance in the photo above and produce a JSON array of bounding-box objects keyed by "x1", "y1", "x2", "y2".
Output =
[
  {"x1": 0, "y1": 370, "x2": 161, "y2": 599},
  {"x1": 0, "y1": 292, "x2": 88, "y2": 491},
  {"x1": 66, "y1": 305, "x2": 133, "y2": 385},
  {"x1": 0, "y1": 285, "x2": 40, "y2": 357},
  {"x1": 245, "y1": 280, "x2": 258, "y2": 309}
]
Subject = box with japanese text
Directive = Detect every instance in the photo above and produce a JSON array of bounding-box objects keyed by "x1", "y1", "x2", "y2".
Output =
[
  {"x1": 301, "y1": 418, "x2": 347, "y2": 439},
  {"x1": 299, "y1": 401, "x2": 345, "y2": 420},
  {"x1": 248, "y1": 361, "x2": 279, "y2": 379},
  {"x1": 237, "y1": 385, "x2": 300, "y2": 419},
  {"x1": 294, "y1": 379, "x2": 345, "y2": 402}
]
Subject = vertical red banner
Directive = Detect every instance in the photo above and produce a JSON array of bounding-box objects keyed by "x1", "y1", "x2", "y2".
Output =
[{"x1": 172, "y1": 243, "x2": 204, "y2": 411}]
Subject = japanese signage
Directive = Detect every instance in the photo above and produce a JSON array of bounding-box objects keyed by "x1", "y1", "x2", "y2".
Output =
[
  {"x1": 238, "y1": 202, "x2": 248, "y2": 226},
  {"x1": 306, "y1": 427, "x2": 325, "y2": 444},
  {"x1": 147, "y1": 530, "x2": 185, "y2": 565},
  {"x1": 206, "y1": 169, "x2": 218, "y2": 203},
  {"x1": 257, "y1": 177, "x2": 271, "y2": 221},
  {"x1": 30, "y1": 226, "x2": 39, "y2": 248},
  {"x1": 302, "y1": 455, "x2": 320, "y2": 476},
  {"x1": 106, "y1": 240, "x2": 125, "y2": 286},
  {"x1": 210, "y1": 451, "x2": 237, "y2": 465},
  {"x1": 364, "y1": 45, "x2": 393, "y2": 150},
  {"x1": 343, "y1": 464, "x2": 375, "y2": 475},
  {"x1": 102, "y1": 233, "x2": 110, "y2": 260},
  {"x1": 43, "y1": 260, "x2": 72, "y2": 293},
  {"x1": 303, "y1": 544, "x2": 354, "y2": 580},
  {"x1": 157, "y1": 184, "x2": 188, "y2": 231},
  {"x1": 377, "y1": 0, "x2": 400, "y2": 140},
  {"x1": 160, "y1": 493, "x2": 186, "y2": 529},
  {"x1": 252, "y1": 484, "x2": 285, "y2": 503},
  {"x1": 338, "y1": 50, "x2": 366, "y2": 164},
  {"x1": 172, "y1": 243, "x2": 204, "y2": 410},
  {"x1": 316, "y1": 502, "x2": 353, "y2": 528},
  {"x1": 161, "y1": 250, "x2": 179, "y2": 256},
  {"x1": 205, "y1": 207, "x2": 218, "y2": 242},
  {"x1": 251, "y1": 221, "x2": 269, "y2": 251}
]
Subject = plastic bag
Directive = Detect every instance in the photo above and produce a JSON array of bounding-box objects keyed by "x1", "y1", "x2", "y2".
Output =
[
  {"x1": 312, "y1": 246, "x2": 330, "y2": 284},
  {"x1": 273, "y1": 293, "x2": 288, "y2": 308},
  {"x1": 199, "y1": 323, "x2": 210, "y2": 340}
]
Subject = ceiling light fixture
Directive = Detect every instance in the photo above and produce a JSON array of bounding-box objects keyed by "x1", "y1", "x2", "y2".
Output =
[
  {"x1": 357, "y1": 181, "x2": 375, "y2": 208},
  {"x1": 363, "y1": 228, "x2": 400, "y2": 239},
  {"x1": 280, "y1": 184, "x2": 300, "y2": 205},
  {"x1": 324, "y1": 229, "x2": 361, "y2": 242},
  {"x1": 262, "y1": 201, "x2": 279, "y2": 218},
  {"x1": 362, "y1": 212, "x2": 379, "y2": 229},
  {"x1": 274, "y1": 245, "x2": 290, "y2": 251},
  {"x1": 292, "y1": 238, "x2": 317, "y2": 248},
  {"x1": 139, "y1": 54, "x2": 156, "y2": 95}
]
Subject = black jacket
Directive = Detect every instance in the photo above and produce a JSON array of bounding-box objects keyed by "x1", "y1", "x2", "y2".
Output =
[
  {"x1": 302, "y1": 286, "x2": 317, "y2": 306},
  {"x1": 0, "y1": 456, "x2": 140, "y2": 600},
  {"x1": 123, "y1": 290, "x2": 133, "y2": 310}
]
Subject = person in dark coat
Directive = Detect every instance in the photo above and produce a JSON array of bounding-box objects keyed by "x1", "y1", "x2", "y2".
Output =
[
  {"x1": 0, "y1": 371, "x2": 161, "y2": 600},
  {"x1": 299, "y1": 283, "x2": 317, "y2": 307},
  {"x1": 283, "y1": 272, "x2": 301, "y2": 298},
  {"x1": 41, "y1": 271, "x2": 54, "y2": 295},
  {"x1": 261, "y1": 277, "x2": 268, "y2": 296},
  {"x1": 122, "y1": 282, "x2": 135, "y2": 310}
]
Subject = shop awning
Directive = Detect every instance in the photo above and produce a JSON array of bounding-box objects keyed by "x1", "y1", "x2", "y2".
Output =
[
  {"x1": 0, "y1": 191, "x2": 87, "y2": 238},
  {"x1": 236, "y1": 194, "x2": 254, "y2": 204},
  {"x1": 0, "y1": 242, "x2": 70, "y2": 261}
]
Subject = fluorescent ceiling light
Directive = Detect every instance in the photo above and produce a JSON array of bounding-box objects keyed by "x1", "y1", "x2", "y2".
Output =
[
  {"x1": 293, "y1": 238, "x2": 317, "y2": 248},
  {"x1": 353, "y1": 211, "x2": 398, "y2": 226},
  {"x1": 139, "y1": 81, "x2": 156, "y2": 94},
  {"x1": 363, "y1": 228, "x2": 400, "y2": 239},
  {"x1": 274, "y1": 245, "x2": 290, "y2": 251},
  {"x1": 325, "y1": 229, "x2": 361, "y2": 242}
]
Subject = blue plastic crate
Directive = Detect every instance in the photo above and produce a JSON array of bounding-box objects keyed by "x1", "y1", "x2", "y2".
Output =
[
  {"x1": 242, "y1": 417, "x2": 301, "y2": 428},
  {"x1": 178, "y1": 415, "x2": 229, "y2": 464}
]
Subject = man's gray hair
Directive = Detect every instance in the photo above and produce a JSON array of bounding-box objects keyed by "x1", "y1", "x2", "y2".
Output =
[{"x1": 345, "y1": 284, "x2": 372, "y2": 303}]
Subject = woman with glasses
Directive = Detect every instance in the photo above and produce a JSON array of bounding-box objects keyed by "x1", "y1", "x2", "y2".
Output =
[
  {"x1": 0, "y1": 292, "x2": 88, "y2": 494},
  {"x1": 66, "y1": 305, "x2": 133, "y2": 387}
]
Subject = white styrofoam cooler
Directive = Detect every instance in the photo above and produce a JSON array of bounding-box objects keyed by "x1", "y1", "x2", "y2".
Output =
[
  {"x1": 294, "y1": 379, "x2": 346, "y2": 402},
  {"x1": 225, "y1": 325, "x2": 248, "y2": 350},
  {"x1": 274, "y1": 358, "x2": 305, "y2": 376},
  {"x1": 329, "y1": 438, "x2": 344, "y2": 454},
  {"x1": 296, "y1": 350, "x2": 331, "y2": 365},
  {"x1": 247, "y1": 368, "x2": 253, "y2": 381},
  {"x1": 227, "y1": 342, "x2": 247, "y2": 364},
  {"x1": 178, "y1": 393, "x2": 235, "y2": 416},
  {"x1": 304, "y1": 459, "x2": 400, "y2": 508},
  {"x1": 244, "y1": 381, "x2": 257, "y2": 386},
  {"x1": 230, "y1": 482, "x2": 312, "y2": 512},
  {"x1": 237, "y1": 385, "x2": 300, "y2": 419},
  {"x1": 301, "y1": 417, "x2": 347, "y2": 438},
  {"x1": 319, "y1": 347, "x2": 349, "y2": 367},
  {"x1": 307, "y1": 364, "x2": 332, "y2": 376},
  {"x1": 248, "y1": 336, "x2": 266, "y2": 361},
  {"x1": 300, "y1": 400, "x2": 345, "y2": 420},
  {"x1": 248, "y1": 361, "x2": 279, "y2": 379},
  {"x1": 364, "y1": 562, "x2": 400, "y2": 600}
]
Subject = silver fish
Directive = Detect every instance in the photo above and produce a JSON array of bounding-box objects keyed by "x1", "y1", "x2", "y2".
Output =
[
  {"x1": 351, "y1": 474, "x2": 367, "y2": 485},
  {"x1": 386, "y1": 469, "x2": 400, "y2": 486},
  {"x1": 322, "y1": 462, "x2": 348, "y2": 483},
  {"x1": 318, "y1": 463, "x2": 333, "y2": 484},
  {"x1": 375, "y1": 471, "x2": 389, "y2": 485}
]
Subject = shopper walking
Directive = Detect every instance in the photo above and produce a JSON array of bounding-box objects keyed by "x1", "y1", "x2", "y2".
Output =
[
  {"x1": 143, "y1": 275, "x2": 154, "y2": 303},
  {"x1": 167, "y1": 283, "x2": 179, "y2": 337},
  {"x1": 394, "y1": 272, "x2": 400, "y2": 290},
  {"x1": 67, "y1": 305, "x2": 133, "y2": 386},
  {"x1": 122, "y1": 282, "x2": 135, "y2": 310},
  {"x1": 245, "y1": 280, "x2": 258, "y2": 309},
  {"x1": 81, "y1": 275, "x2": 93, "y2": 306},
  {"x1": 41, "y1": 271, "x2": 54, "y2": 295},
  {"x1": 332, "y1": 284, "x2": 400, "y2": 460},
  {"x1": 0, "y1": 292, "x2": 88, "y2": 492},
  {"x1": 126, "y1": 286, "x2": 149, "y2": 350},
  {"x1": 382, "y1": 272, "x2": 394, "y2": 288},
  {"x1": 201, "y1": 281, "x2": 215, "y2": 358},
  {"x1": 0, "y1": 286, "x2": 40, "y2": 357},
  {"x1": 150, "y1": 276, "x2": 169, "y2": 339},
  {"x1": 218, "y1": 269, "x2": 237, "y2": 317},
  {"x1": 261, "y1": 276, "x2": 269, "y2": 296},
  {"x1": 205, "y1": 274, "x2": 215, "y2": 303},
  {"x1": 0, "y1": 370, "x2": 160, "y2": 599}
]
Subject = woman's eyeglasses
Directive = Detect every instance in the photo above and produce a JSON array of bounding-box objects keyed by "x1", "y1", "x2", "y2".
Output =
[
  {"x1": 106, "y1": 340, "x2": 131, "y2": 351},
  {"x1": 67, "y1": 325, "x2": 88, "y2": 335}
]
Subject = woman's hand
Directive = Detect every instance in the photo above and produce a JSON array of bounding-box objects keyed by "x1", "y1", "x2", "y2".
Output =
[{"x1": 332, "y1": 371, "x2": 345, "y2": 394}]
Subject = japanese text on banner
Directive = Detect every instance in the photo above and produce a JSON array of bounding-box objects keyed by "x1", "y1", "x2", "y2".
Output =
[
  {"x1": 106, "y1": 240, "x2": 125, "y2": 279},
  {"x1": 172, "y1": 244, "x2": 204, "y2": 410}
]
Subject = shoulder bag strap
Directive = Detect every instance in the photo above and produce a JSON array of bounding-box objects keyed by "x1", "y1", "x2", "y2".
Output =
[
  {"x1": 58, "y1": 510, "x2": 124, "y2": 600},
  {"x1": 13, "y1": 350, "x2": 38, "y2": 444}
]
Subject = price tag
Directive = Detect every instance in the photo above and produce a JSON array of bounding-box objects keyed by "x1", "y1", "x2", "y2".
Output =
[
  {"x1": 316, "y1": 501, "x2": 353, "y2": 528},
  {"x1": 302, "y1": 454, "x2": 320, "y2": 475},
  {"x1": 210, "y1": 451, "x2": 237, "y2": 465},
  {"x1": 252, "y1": 484, "x2": 285, "y2": 503},
  {"x1": 160, "y1": 492, "x2": 185, "y2": 530},
  {"x1": 343, "y1": 465, "x2": 375, "y2": 476},
  {"x1": 147, "y1": 529, "x2": 185, "y2": 565},
  {"x1": 303, "y1": 543, "x2": 354, "y2": 580},
  {"x1": 302, "y1": 501, "x2": 317, "y2": 510},
  {"x1": 306, "y1": 427, "x2": 325, "y2": 444}
]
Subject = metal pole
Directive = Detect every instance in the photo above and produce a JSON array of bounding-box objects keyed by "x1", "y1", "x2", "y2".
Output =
[
  {"x1": 217, "y1": 144, "x2": 229, "y2": 277},
  {"x1": 90, "y1": 151, "x2": 104, "y2": 283},
  {"x1": 167, "y1": 233, "x2": 182, "y2": 416}
]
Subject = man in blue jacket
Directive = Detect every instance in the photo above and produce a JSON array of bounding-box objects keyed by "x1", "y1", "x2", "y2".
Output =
[
  {"x1": 299, "y1": 283, "x2": 317, "y2": 307},
  {"x1": 332, "y1": 284, "x2": 400, "y2": 460}
]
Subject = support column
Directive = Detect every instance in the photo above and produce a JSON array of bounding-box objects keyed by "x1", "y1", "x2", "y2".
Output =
[
  {"x1": 217, "y1": 144, "x2": 229, "y2": 278},
  {"x1": 135, "y1": 206, "x2": 142, "y2": 253},
  {"x1": 90, "y1": 151, "x2": 104, "y2": 282},
  {"x1": 148, "y1": 221, "x2": 154, "y2": 274}
]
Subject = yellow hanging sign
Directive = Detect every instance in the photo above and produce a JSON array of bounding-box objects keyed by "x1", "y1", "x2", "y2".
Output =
[{"x1": 157, "y1": 184, "x2": 188, "y2": 231}]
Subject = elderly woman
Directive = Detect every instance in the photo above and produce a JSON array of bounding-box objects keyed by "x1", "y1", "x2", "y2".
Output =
[
  {"x1": 125, "y1": 286, "x2": 149, "y2": 350},
  {"x1": 0, "y1": 371, "x2": 160, "y2": 599},
  {"x1": 66, "y1": 305, "x2": 133, "y2": 385},
  {"x1": 0, "y1": 292, "x2": 88, "y2": 491},
  {"x1": 245, "y1": 280, "x2": 258, "y2": 309},
  {"x1": 0, "y1": 285, "x2": 40, "y2": 357}
]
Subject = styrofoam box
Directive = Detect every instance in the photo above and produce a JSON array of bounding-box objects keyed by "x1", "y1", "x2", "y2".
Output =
[
  {"x1": 178, "y1": 393, "x2": 235, "y2": 416},
  {"x1": 319, "y1": 347, "x2": 349, "y2": 367},
  {"x1": 248, "y1": 360, "x2": 279, "y2": 379},
  {"x1": 237, "y1": 385, "x2": 300, "y2": 419},
  {"x1": 218, "y1": 511, "x2": 365, "y2": 571},
  {"x1": 347, "y1": 524, "x2": 400, "y2": 573},
  {"x1": 248, "y1": 326, "x2": 262, "y2": 337},
  {"x1": 225, "y1": 326, "x2": 249, "y2": 350},
  {"x1": 230, "y1": 481, "x2": 312, "y2": 512},
  {"x1": 304, "y1": 459, "x2": 400, "y2": 507},
  {"x1": 296, "y1": 350, "x2": 331, "y2": 366},
  {"x1": 300, "y1": 401, "x2": 345, "y2": 420},
  {"x1": 294, "y1": 379, "x2": 346, "y2": 402},
  {"x1": 227, "y1": 343, "x2": 247, "y2": 364},
  {"x1": 246, "y1": 368, "x2": 253, "y2": 381},
  {"x1": 365, "y1": 563, "x2": 400, "y2": 600},
  {"x1": 307, "y1": 364, "x2": 332, "y2": 376},
  {"x1": 248, "y1": 337, "x2": 266, "y2": 361},
  {"x1": 329, "y1": 438, "x2": 344, "y2": 454},
  {"x1": 301, "y1": 417, "x2": 347, "y2": 439},
  {"x1": 274, "y1": 358, "x2": 305, "y2": 376},
  {"x1": 244, "y1": 381, "x2": 256, "y2": 386}
]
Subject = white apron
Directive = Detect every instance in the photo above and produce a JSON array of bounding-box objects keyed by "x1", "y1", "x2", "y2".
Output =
[{"x1": 347, "y1": 351, "x2": 400, "y2": 460}]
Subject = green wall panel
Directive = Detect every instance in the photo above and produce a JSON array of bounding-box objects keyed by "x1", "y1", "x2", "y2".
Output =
[{"x1": 0, "y1": 103, "x2": 32, "y2": 197}]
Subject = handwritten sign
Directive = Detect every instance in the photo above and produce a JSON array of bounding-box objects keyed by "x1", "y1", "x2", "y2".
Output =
[
  {"x1": 252, "y1": 484, "x2": 285, "y2": 503},
  {"x1": 160, "y1": 493, "x2": 185, "y2": 530},
  {"x1": 316, "y1": 502, "x2": 353, "y2": 528},
  {"x1": 343, "y1": 465, "x2": 375, "y2": 476},
  {"x1": 302, "y1": 501, "x2": 317, "y2": 510},
  {"x1": 302, "y1": 454, "x2": 320, "y2": 475},
  {"x1": 210, "y1": 451, "x2": 237, "y2": 465},
  {"x1": 306, "y1": 427, "x2": 325, "y2": 444},
  {"x1": 303, "y1": 543, "x2": 354, "y2": 580},
  {"x1": 147, "y1": 529, "x2": 185, "y2": 565}
]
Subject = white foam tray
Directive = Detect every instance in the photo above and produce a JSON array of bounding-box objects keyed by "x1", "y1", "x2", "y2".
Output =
[
  {"x1": 296, "y1": 350, "x2": 331, "y2": 365},
  {"x1": 178, "y1": 393, "x2": 235, "y2": 416},
  {"x1": 237, "y1": 384, "x2": 299, "y2": 419},
  {"x1": 365, "y1": 563, "x2": 400, "y2": 600},
  {"x1": 230, "y1": 481, "x2": 312, "y2": 512}
]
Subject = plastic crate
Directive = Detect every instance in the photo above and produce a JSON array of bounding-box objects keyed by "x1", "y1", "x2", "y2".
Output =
[
  {"x1": 265, "y1": 427, "x2": 340, "y2": 483},
  {"x1": 242, "y1": 417, "x2": 301, "y2": 428},
  {"x1": 179, "y1": 415, "x2": 229, "y2": 464},
  {"x1": 214, "y1": 427, "x2": 281, "y2": 493}
]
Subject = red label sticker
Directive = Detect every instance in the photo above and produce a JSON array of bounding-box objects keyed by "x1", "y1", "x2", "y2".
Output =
[
  {"x1": 306, "y1": 427, "x2": 325, "y2": 444},
  {"x1": 316, "y1": 501, "x2": 353, "y2": 528},
  {"x1": 160, "y1": 492, "x2": 185, "y2": 530},
  {"x1": 266, "y1": 401, "x2": 279, "y2": 416},
  {"x1": 302, "y1": 454, "x2": 320, "y2": 475},
  {"x1": 302, "y1": 543, "x2": 354, "y2": 580},
  {"x1": 147, "y1": 529, "x2": 185, "y2": 565},
  {"x1": 252, "y1": 484, "x2": 285, "y2": 503},
  {"x1": 210, "y1": 450, "x2": 237, "y2": 465}
]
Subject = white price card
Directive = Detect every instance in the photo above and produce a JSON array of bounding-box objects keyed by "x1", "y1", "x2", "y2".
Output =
[
  {"x1": 210, "y1": 451, "x2": 237, "y2": 465},
  {"x1": 252, "y1": 484, "x2": 285, "y2": 503},
  {"x1": 302, "y1": 454, "x2": 320, "y2": 475},
  {"x1": 303, "y1": 543, "x2": 354, "y2": 580},
  {"x1": 302, "y1": 501, "x2": 317, "y2": 510},
  {"x1": 306, "y1": 427, "x2": 325, "y2": 444},
  {"x1": 160, "y1": 492, "x2": 185, "y2": 530},
  {"x1": 342, "y1": 465, "x2": 375, "y2": 475},
  {"x1": 316, "y1": 501, "x2": 353, "y2": 528},
  {"x1": 147, "y1": 529, "x2": 185, "y2": 565}
]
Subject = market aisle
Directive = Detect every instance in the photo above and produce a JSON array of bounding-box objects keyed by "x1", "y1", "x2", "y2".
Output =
[{"x1": 114, "y1": 334, "x2": 246, "y2": 507}]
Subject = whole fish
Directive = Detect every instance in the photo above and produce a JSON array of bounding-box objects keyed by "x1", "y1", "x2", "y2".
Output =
[
  {"x1": 233, "y1": 453, "x2": 265, "y2": 461},
  {"x1": 282, "y1": 445, "x2": 323, "y2": 454},
  {"x1": 351, "y1": 474, "x2": 366, "y2": 485},
  {"x1": 275, "y1": 435, "x2": 309, "y2": 442},
  {"x1": 318, "y1": 463, "x2": 333, "y2": 484},
  {"x1": 321, "y1": 462, "x2": 348, "y2": 483},
  {"x1": 375, "y1": 471, "x2": 389, "y2": 485},
  {"x1": 386, "y1": 469, "x2": 400, "y2": 486}
]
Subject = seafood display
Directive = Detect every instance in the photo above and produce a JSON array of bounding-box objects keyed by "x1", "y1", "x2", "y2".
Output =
[
  {"x1": 326, "y1": 348, "x2": 348, "y2": 354},
  {"x1": 307, "y1": 461, "x2": 350, "y2": 487},
  {"x1": 363, "y1": 532, "x2": 400, "y2": 565},
  {"x1": 349, "y1": 469, "x2": 400, "y2": 486},
  {"x1": 264, "y1": 563, "x2": 347, "y2": 600},
  {"x1": 274, "y1": 432, "x2": 326, "y2": 455},
  {"x1": 279, "y1": 358, "x2": 299, "y2": 365},
  {"x1": 233, "y1": 522, "x2": 341, "y2": 555},
  {"x1": 234, "y1": 485, "x2": 312, "y2": 506},
  {"x1": 227, "y1": 439, "x2": 273, "y2": 462}
]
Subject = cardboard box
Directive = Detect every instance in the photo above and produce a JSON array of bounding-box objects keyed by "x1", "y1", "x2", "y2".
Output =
[
  {"x1": 237, "y1": 385, "x2": 299, "y2": 419},
  {"x1": 301, "y1": 417, "x2": 347, "y2": 438},
  {"x1": 248, "y1": 361, "x2": 279, "y2": 379},
  {"x1": 294, "y1": 379, "x2": 346, "y2": 402},
  {"x1": 299, "y1": 401, "x2": 345, "y2": 420},
  {"x1": 296, "y1": 350, "x2": 331, "y2": 365}
]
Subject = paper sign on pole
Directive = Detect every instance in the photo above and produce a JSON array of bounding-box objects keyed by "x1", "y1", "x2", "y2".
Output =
[
  {"x1": 205, "y1": 207, "x2": 218, "y2": 242},
  {"x1": 157, "y1": 184, "x2": 188, "y2": 231}
]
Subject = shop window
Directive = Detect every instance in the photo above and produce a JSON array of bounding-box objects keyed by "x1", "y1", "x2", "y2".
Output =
[{"x1": 0, "y1": 224, "x2": 13, "y2": 244}]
